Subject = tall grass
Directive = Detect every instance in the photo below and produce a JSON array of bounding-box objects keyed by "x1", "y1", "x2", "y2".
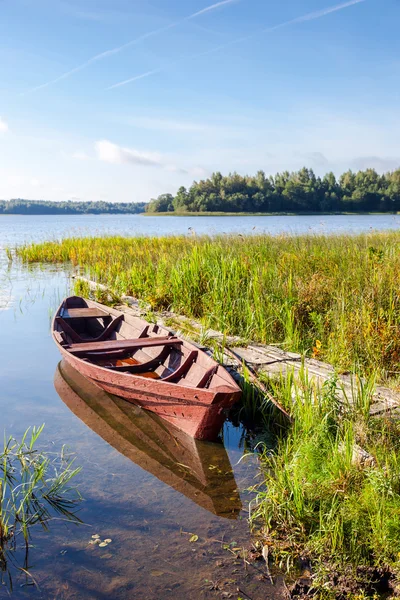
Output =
[
  {"x1": 251, "y1": 372, "x2": 400, "y2": 584},
  {"x1": 16, "y1": 232, "x2": 400, "y2": 382}
]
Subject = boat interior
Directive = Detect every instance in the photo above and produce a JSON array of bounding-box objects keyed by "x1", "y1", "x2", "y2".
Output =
[{"x1": 54, "y1": 296, "x2": 235, "y2": 390}]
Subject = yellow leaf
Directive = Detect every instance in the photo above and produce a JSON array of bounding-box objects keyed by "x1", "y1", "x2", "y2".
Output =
[{"x1": 189, "y1": 534, "x2": 199, "y2": 543}]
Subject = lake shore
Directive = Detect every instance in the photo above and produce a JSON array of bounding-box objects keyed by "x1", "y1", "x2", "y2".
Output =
[{"x1": 144, "y1": 210, "x2": 400, "y2": 217}]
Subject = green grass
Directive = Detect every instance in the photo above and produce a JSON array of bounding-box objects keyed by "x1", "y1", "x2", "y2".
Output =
[
  {"x1": 249, "y1": 371, "x2": 400, "y2": 595},
  {"x1": 15, "y1": 231, "x2": 400, "y2": 383}
]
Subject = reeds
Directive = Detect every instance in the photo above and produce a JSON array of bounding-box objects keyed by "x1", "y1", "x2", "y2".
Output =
[
  {"x1": 0, "y1": 425, "x2": 82, "y2": 587},
  {"x1": 250, "y1": 371, "x2": 400, "y2": 581},
  {"x1": 15, "y1": 231, "x2": 400, "y2": 382}
]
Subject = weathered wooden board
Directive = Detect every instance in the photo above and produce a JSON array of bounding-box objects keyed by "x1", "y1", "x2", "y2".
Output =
[{"x1": 62, "y1": 307, "x2": 109, "y2": 319}]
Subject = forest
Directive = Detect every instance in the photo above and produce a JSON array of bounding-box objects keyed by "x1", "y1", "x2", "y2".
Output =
[
  {"x1": 146, "y1": 167, "x2": 400, "y2": 213},
  {"x1": 0, "y1": 199, "x2": 147, "y2": 215}
]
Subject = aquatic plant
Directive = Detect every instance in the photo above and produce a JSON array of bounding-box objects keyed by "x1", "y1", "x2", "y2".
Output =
[
  {"x1": 0, "y1": 426, "x2": 82, "y2": 588},
  {"x1": 15, "y1": 231, "x2": 400, "y2": 383}
]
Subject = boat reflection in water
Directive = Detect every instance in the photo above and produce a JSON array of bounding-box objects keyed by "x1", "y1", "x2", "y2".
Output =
[{"x1": 54, "y1": 361, "x2": 242, "y2": 520}]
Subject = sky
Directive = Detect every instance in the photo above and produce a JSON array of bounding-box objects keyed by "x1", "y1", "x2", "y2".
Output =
[{"x1": 0, "y1": 0, "x2": 398, "y2": 203}]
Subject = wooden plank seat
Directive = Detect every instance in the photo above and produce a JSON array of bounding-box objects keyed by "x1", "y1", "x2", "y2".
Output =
[
  {"x1": 61, "y1": 308, "x2": 109, "y2": 319},
  {"x1": 162, "y1": 350, "x2": 198, "y2": 382},
  {"x1": 107, "y1": 347, "x2": 171, "y2": 373},
  {"x1": 56, "y1": 315, "x2": 123, "y2": 344},
  {"x1": 67, "y1": 336, "x2": 183, "y2": 356}
]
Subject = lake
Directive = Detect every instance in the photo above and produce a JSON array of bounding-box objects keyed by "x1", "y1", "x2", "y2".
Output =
[
  {"x1": 1, "y1": 213, "x2": 400, "y2": 250},
  {"x1": 1, "y1": 213, "x2": 399, "y2": 598}
]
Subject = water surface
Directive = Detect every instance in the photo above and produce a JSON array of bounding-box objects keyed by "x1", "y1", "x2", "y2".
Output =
[
  {"x1": 1, "y1": 213, "x2": 400, "y2": 249},
  {"x1": 0, "y1": 265, "x2": 272, "y2": 599}
]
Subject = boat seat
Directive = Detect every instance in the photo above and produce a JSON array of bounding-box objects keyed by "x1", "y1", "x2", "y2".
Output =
[
  {"x1": 56, "y1": 314, "x2": 123, "y2": 344},
  {"x1": 61, "y1": 308, "x2": 109, "y2": 319},
  {"x1": 107, "y1": 347, "x2": 171, "y2": 373},
  {"x1": 162, "y1": 350, "x2": 198, "y2": 382},
  {"x1": 67, "y1": 336, "x2": 183, "y2": 355}
]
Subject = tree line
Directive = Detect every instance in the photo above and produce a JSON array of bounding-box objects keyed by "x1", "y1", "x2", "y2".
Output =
[
  {"x1": 0, "y1": 199, "x2": 147, "y2": 215},
  {"x1": 146, "y1": 167, "x2": 400, "y2": 213}
]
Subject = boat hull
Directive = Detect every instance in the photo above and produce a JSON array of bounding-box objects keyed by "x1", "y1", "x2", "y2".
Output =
[{"x1": 59, "y1": 346, "x2": 241, "y2": 440}]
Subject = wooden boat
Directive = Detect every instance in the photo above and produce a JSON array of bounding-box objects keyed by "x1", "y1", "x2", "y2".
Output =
[
  {"x1": 54, "y1": 360, "x2": 242, "y2": 519},
  {"x1": 52, "y1": 296, "x2": 242, "y2": 440}
]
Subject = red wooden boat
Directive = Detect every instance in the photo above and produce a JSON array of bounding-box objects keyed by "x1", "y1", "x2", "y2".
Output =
[
  {"x1": 54, "y1": 360, "x2": 242, "y2": 519},
  {"x1": 52, "y1": 296, "x2": 242, "y2": 440}
]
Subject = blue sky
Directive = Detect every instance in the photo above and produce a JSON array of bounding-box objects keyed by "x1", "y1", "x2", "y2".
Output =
[{"x1": 0, "y1": 0, "x2": 398, "y2": 203}]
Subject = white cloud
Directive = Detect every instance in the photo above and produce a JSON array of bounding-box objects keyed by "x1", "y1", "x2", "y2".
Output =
[
  {"x1": 95, "y1": 140, "x2": 162, "y2": 167},
  {"x1": 94, "y1": 139, "x2": 208, "y2": 177},
  {"x1": 0, "y1": 117, "x2": 8, "y2": 133},
  {"x1": 30, "y1": 178, "x2": 42, "y2": 187}
]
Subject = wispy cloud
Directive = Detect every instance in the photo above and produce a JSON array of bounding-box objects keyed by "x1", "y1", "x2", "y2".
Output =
[
  {"x1": 0, "y1": 117, "x2": 8, "y2": 133},
  {"x1": 107, "y1": 0, "x2": 367, "y2": 91},
  {"x1": 351, "y1": 156, "x2": 400, "y2": 172},
  {"x1": 267, "y1": 0, "x2": 366, "y2": 31},
  {"x1": 94, "y1": 139, "x2": 206, "y2": 176},
  {"x1": 107, "y1": 69, "x2": 161, "y2": 91},
  {"x1": 24, "y1": 0, "x2": 241, "y2": 95},
  {"x1": 188, "y1": 0, "x2": 238, "y2": 20},
  {"x1": 95, "y1": 140, "x2": 163, "y2": 167}
]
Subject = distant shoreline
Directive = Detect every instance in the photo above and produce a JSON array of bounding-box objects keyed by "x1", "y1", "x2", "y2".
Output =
[
  {"x1": 1, "y1": 211, "x2": 399, "y2": 217},
  {"x1": 143, "y1": 211, "x2": 400, "y2": 217}
]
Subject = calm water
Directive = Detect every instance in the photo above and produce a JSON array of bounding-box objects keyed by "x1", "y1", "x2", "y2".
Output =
[
  {"x1": 1, "y1": 213, "x2": 400, "y2": 249},
  {"x1": 0, "y1": 267, "x2": 273, "y2": 599},
  {"x1": 1, "y1": 214, "x2": 399, "y2": 598}
]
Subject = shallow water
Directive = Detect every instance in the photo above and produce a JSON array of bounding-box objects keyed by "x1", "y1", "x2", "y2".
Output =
[{"x1": 0, "y1": 265, "x2": 279, "y2": 599}]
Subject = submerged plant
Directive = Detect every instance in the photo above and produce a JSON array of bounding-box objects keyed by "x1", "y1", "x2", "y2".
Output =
[{"x1": 0, "y1": 426, "x2": 82, "y2": 589}]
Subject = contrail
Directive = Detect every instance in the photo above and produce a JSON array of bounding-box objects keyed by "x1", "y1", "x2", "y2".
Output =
[
  {"x1": 24, "y1": 25, "x2": 175, "y2": 94},
  {"x1": 107, "y1": 0, "x2": 366, "y2": 91},
  {"x1": 188, "y1": 0, "x2": 239, "y2": 19},
  {"x1": 267, "y1": 0, "x2": 366, "y2": 31},
  {"x1": 23, "y1": 0, "x2": 239, "y2": 95},
  {"x1": 107, "y1": 69, "x2": 162, "y2": 90}
]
